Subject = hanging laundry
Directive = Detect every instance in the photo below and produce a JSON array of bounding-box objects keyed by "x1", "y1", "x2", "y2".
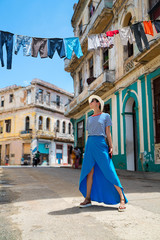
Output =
[
  {"x1": 64, "y1": 37, "x2": 83, "y2": 59},
  {"x1": 0, "y1": 31, "x2": 13, "y2": 69},
  {"x1": 119, "y1": 26, "x2": 135, "y2": 45},
  {"x1": 98, "y1": 33, "x2": 114, "y2": 48},
  {"x1": 48, "y1": 38, "x2": 66, "y2": 59},
  {"x1": 131, "y1": 22, "x2": 150, "y2": 52},
  {"x1": 14, "y1": 35, "x2": 32, "y2": 56},
  {"x1": 153, "y1": 20, "x2": 160, "y2": 33},
  {"x1": 88, "y1": 34, "x2": 101, "y2": 50},
  {"x1": 143, "y1": 21, "x2": 154, "y2": 36},
  {"x1": 31, "y1": 38, "x2": 48, "y2": 58},
  {"x1": 106, "y1": 30, "x2": 119, "y2": 37}
]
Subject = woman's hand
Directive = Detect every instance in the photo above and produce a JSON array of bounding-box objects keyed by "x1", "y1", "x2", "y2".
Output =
[{"x1": 109, "y1": 147, "x2": 113, "y2": 159}]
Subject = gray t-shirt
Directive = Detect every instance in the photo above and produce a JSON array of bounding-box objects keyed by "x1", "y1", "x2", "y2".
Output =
[{"x1": 87, "y1": 113, "x2": 112, "y2": 137}]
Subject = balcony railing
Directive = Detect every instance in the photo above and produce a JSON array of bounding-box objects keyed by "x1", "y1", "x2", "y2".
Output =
[
  {"x1": 65, "y1": 70, "x2": 115, "y2": 116},
  {"x1": 20, "y1": 129, "x2": 32, "y2": 134},
  {"x1": 36, "y1": 130, "x2": 55, "y2": 139}
]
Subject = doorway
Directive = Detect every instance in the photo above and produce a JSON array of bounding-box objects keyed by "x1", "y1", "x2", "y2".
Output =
[{"x1": 125, "y1": 97, "x2": 138, "y2": 171}]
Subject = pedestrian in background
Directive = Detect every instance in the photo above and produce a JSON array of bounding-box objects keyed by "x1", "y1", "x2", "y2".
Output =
[
  {"x1": 70, "y1": 146, "x2": 76, "y2": 168},
  {"x1": 79, "y1": 95, "x2": 128, "y2": 211}
]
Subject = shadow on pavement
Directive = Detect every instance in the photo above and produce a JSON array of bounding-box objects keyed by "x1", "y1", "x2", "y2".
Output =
[{"x1": 48, "y1": 205, "x2": 117, "y2": 216}]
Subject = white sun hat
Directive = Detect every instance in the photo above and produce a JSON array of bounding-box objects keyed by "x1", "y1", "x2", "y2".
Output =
[{"x1": 88, "y1": 95, "x2": 104, "y2": 112}]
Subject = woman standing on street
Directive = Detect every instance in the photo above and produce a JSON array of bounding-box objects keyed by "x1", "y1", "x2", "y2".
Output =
[{"x1": 79, "y1": 95, "x2": 128, "y2": 211}]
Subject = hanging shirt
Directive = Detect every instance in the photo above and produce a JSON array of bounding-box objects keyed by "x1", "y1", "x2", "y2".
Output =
[
  {"x1": 106, "y1": 30, "x2": 119, "y2": 37},
  {"x1": 143, "y1": 21, "x2": 154, "y2": 36},
  {"x1": 88, "y1": 34, "x2": 101, "y2": 50},
  {"x1": 98, "y1": 33, "x2": 114, "y2": 48},
  {"x1": 119, "y1": 26, "x2": 135, "y2": 45},
  {"x1": 153, "y1": 20, "x2": 160, "y2": 33},
  {"x1": 64, "y1": 37, "x2": 83, "y2": 59},
  {"x1": 87, "y1": 113, "x2": 112, "y2": 137}
]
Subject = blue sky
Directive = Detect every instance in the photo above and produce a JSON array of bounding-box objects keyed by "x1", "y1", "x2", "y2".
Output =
[{"x1": 0, "y1": 0, "x2": 78, "y2": 93}]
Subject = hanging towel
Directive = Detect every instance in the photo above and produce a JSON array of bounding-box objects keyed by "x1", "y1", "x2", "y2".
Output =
[
  {"x1": 106, "y1": 30, "x2": 119, "y2": 37},
  {"x1": 31, "y1": 38, "x2": 48, "y2": 58},
  {"x1": 14, "y1": 35, "x2": 32, "y2": 56},
  {"x1": 0, "y1": 31, "x2": 13, "y2": 69},
  {"x1": 98, "y1": 33, "x2": 114, "y2": 48},
  {"x1": 48, "y1": 38, "x2": 66, "y2": 59},
  {"x1": 88, "y1": 34, "x2": 101, "y2": 50},
  {"x1": 119, "y1": 26, "x2": 135, "y2": 45},
  {"x1": 153, "y1": 20, "x2": 160, "y2": 33},
  {"x1": 131, "y1": 22, "x2": 150, "y2": 52},
  {"x1": 143, "y1": 21, "x2": 154, "y2": 36},
  {"x1": 64, "y1": 37, "x2": 83, "y2": 59}
]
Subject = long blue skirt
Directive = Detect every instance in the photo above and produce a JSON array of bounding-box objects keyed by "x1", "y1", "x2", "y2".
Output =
[{"x1": 79, "y1": 136, "x2": 128, "y2": 205}]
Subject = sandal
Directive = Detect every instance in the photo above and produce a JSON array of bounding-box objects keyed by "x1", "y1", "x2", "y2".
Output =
[
  {"x1": 118, "y1": 199, "x2": 126, "y2": 212},
  {"x1": 79, "y1": 197, "x2": 92, "y2": 208}
]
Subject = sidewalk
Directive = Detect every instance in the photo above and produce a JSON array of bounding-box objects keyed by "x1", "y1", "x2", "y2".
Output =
[
  {"x1": 0, "y1": 165, "x2": 160, "y2": 181},
  {"x1": 116, "y1": 169, "x2": 160, "y2": 181}
]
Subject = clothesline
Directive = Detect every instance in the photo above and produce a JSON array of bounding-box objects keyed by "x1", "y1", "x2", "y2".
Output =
[{"x1": 88, "y1": 20, "x2": 160, "y2": 53}]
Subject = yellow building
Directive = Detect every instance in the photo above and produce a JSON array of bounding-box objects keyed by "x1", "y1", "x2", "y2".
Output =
[
  {"x1": 64, "y1": 0, "x2": 160, "y2": 172},
  {"x1": 0, "y1": 79, "x2": 74, "y2": 165}
]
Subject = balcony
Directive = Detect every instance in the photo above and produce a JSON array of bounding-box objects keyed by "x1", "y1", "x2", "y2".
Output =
[
  {"x1": 35, "y1": 100, "x2": 65, "y2": 113},
  {"x1": 36, "y1": 130, "x2": 55, "y2": 140},
  {"x1": 55, "y1": 132, "x2": 74, "y2": 143},
  {"x1": 65, "y1": 0, "x2": 113, "y2": 73},
  {"x1": 65, "y1": 70, "x2": 115, "y2": 117},
  {"x1": 20, "y1": 129, "x2": 32, "y2": 139},
  {"x1": 134, "y1": 32, "x2": 160, "y2": 64}
]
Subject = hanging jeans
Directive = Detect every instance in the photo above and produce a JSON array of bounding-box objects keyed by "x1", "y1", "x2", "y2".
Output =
[
  {"x1": 131, "y1": 23, "x2": 150, "y2": 52},
  {"x1": 14, "y1": 35, "x2": 32, "y2": 56},
  {"x1": 48, "y1": 38, "x2": 66, "y2": 58},
  {"x1": 153, "y1": 20, "x2": 160, "y2": 33},
  {"x1": 0, "y1": 31, "x2": 13, "y2": 69},
  {"x1": 31, "y1": 38, "x2": 48, "y2": 58},
  {"x1": 64, "y1": 37, "x2": 83, "y2": 59}
]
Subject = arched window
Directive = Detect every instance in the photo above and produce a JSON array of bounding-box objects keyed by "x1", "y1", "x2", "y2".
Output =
[
  {"x1": 46, "y1": 118, "x2": 50, "y2": 131},
  {"x1": 25, "y1": 116, "x2": 30, "y2": 131},
  {"x1": 38, "y1": 116, "x2": 43, "y2": 130},
  {"x1": 56, "y1": 120, "x2": 60, "y2": 132},
  {"x1": 62, "y1": 121, "x2": 65, "y2": 134},
  {"x1": 68, "y1": 123, "x2": 71, "y2": 134}
]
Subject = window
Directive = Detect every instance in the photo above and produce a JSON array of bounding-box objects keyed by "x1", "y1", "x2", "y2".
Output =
[
  {"x1": 77, "y1": 120, "x2": 85, "y2": 150},
  {"x1": 89, "y1": 57, "x2": 93, "y2": 77},
  {"x1": 104, "y1": 104, "x2": 110, "y2": 115},
  {"x1": 123, "y1": 16, "x2": 133, "y2": 60},
  {"x1": 88, "y1": 1, "x2": 95, "y2": 19},
  {"x1": 149, "y1": 0, "x2": 160, "y2": 20},
  {"x1": 56, "y1": 95, "x2": 60, "y2": 106},
  {"x1": 38, "y1": 89, "x2": 43, "y2": 103},
  {"x1": 27, "y1": 90, "x2": 31, "y2": 104},
  {"x1": 79, "y1": 69, "x2": 83, "y2": 93},
  {"x1": 0, "y1": 121, "x2": 3, "y2": 134},
  {"x1": 79, "y1": 21, "x2": 83, "y2": 36},
  {"x1": 38, "y1": 116, "x2": 43, "y2": 130},
  {"x1": 103, "y1": 49, "x2": 109, "y2": 70},
  {"x1": 5, "y1": 119, "x2": 11, "y2": 133},
  {"x1": 25, "y1": 116, "x2": 30, "y2": 131},
  {"x1": 46, "y1": 118, "x2": 50, "y2": 131},
  {"x1": 68, "y1": 123, "x2": 71, "y2": 134},
  {"x1": 46, "y1": 92, "x2": 50, "y2": 105},
  {"x1": 153, "y1": 77, "x2": 160, "y2": 143},
  {"x1": 1, "y1": 96, "x2": 4, "y2": 107},
  {"x1": 62, "y1": 121, "x2": 66, "y2": 134},
  {"x1": 56, "y1": 144, "x2": 63, "y2": 150},
  {"x1": 56, "y1": 120, "x2": 60, "y2": 132},
  {"x1": 9, "y1": 94, "x2": 13, "y2": 103}
]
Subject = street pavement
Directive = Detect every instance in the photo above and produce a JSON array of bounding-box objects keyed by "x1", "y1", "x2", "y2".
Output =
[{"x1": 0, "y1": 166, "x2": 160, "y2": 240}]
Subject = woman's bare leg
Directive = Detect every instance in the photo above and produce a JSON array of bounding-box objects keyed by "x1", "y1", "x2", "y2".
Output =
[
  {"x1": 114, "y1": 185, "x2": 126, "y2": 209},
  {"x1": 86, "y1": 167, "x2": 94, "y2": 199}
]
